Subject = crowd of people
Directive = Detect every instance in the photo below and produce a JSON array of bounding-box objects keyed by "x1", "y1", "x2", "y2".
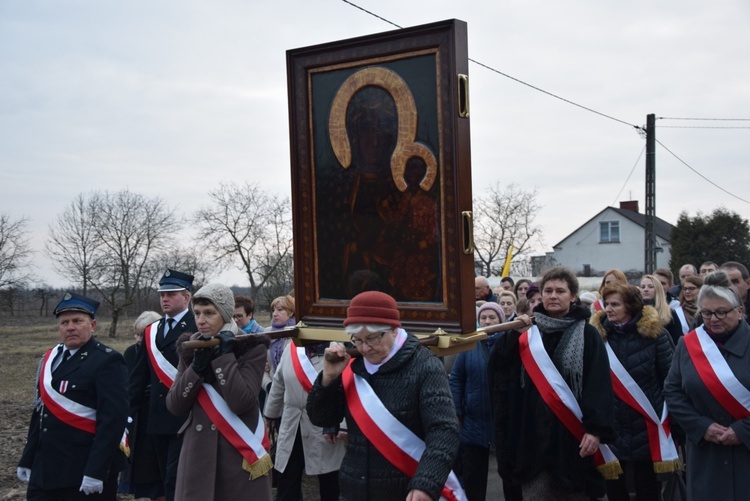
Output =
[{"x1": 15, "y1": 258, "x2": 750, "y2": 500}]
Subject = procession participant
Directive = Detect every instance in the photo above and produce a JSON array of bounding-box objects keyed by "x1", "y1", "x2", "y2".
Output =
[
  {"x1": 720, "y1": 261, "x2": 750, "y2": 320},
  {"x1": 699, "y1": 261, "x2": 718, "y2": 277},
  {"x1": 264, "y1": 339, "x2": 346, "y2": 501},
  {"x1": 234, "y1": 295, "x2": 265, "y2": 334},
  {"x1": 513, "y1": 279, "x2": 532, "y2": 301},
  {"x1": 18, "y1": 292, "x2": 128, "y2": 500},
  {"x1": 475, "y1": 275, "x2": 498, "y2": 303},
  {"x1": 675, "y1": 275, "x2": 703, "y2": 334},
  {"x1": 594, "y1": 269, "x2": 628, "y2": 313},
  {"x1": 590, "y1": 284, "x2": 677, "y2": 501},
  {"x1": 664, "y1": 271, "x2": 750, "y2": 500},
  {"x1": 490, "y1": 266, "x2": 618, "y2": 500},
  {"x1": 167, "y1": 283, "x2": 272, "y2": 501},
  {"x1": 498, "y1": 290, "x2": 518, "y2": 322},
  {"x1": 451, "y1": 302, "x2": 517, "y2": 501},
  {"x1": 640, "y1": 275, "x2": 682, "y2": 344},
  {"x1": 307, "y1": 291, "x2": 463, "y2": 501},
  {"x1": 128, "y1": 269, "x2": 196, "y2": 501},
  {"x1": 120, "y1": 311, "x2": 163, "y2": 500}
]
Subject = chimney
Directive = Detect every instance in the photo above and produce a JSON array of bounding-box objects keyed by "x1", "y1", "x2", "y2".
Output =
[{"x1": 619, "y1": 200, "x2": 639, "y2": 213}]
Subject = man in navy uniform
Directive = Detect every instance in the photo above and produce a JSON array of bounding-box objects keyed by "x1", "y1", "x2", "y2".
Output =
[
  {"x1": 128, "y1": 269, "x2": 196, "y2": 501},
  {"x1": 17, "y1": 292, "x2": 128, "y2": 500}
]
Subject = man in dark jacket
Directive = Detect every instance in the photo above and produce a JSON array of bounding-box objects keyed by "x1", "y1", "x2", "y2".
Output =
[
  {"x1": 128, "y1": 269, "x2": 196, "y2": 501},
  {"x1": 475, "y1": 276, "x2": 498, "y2": 303},
  {"x1": 18, "y1": 292, "x2": 128, "y2": 500}
]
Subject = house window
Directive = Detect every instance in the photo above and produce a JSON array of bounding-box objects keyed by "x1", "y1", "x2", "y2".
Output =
[{"x1": 600, "y1": 221, "x2": 620, "y2": 243}]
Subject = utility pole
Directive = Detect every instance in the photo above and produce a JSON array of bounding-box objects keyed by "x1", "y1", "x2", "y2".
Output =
[{"x1": 644, "y1": 113, "x2": 656, "y2": 274}]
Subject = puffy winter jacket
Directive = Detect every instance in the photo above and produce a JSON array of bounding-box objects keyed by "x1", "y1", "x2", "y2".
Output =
[{"x1": 590, "y1": 306, "x2": 674, "y2": 460}]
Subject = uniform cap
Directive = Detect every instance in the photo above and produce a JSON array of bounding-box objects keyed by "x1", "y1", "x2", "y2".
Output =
[
  {"x1": 54, "y1": 291, "x2": 100, "y2": 318},
  {"x1": 158, "y1": 269, "x2": 194, "y2": 292}
]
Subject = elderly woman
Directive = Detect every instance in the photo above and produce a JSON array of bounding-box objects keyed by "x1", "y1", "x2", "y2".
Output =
[
  {"x1": 450, "y1": 302, "x2": 509, "y2": 501},
  {"x1": 664, "y1": 271, "x2": 750, "y2": 500},
  {"x1": 166, "y1": 283, "x2": 272, "y2": 501},
  {"x1": 307, "y1": 291, "x2": 461, "y2": 501},
  {"x1": 263, "y1": 338, "x2": 346, "y2": 501},
  {"x1": 675, "y1": 274, "x2": 703, "y2": 334},
  {"x1": 490, "y1": 266, "x2": 617, "y2": 500},
  {"x1": 120, "y1": 311, "x2": 163, "y2": 500},
  {"x1": 590, "y1": 284, "x2": 675, "y2": 501}
]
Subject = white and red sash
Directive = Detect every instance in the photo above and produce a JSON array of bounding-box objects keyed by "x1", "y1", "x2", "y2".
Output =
[
  {"x1": 605, "y1": 343, "x2": 680, "y2": 472},
  {"x1": 39, "y1": 345, "x2": 96, "y2": 433},
  {"x1": 196, "y1": 383, "x2": 272, "y2": 479},
  {"x1": 518, "y1": 326, "x2": 622, "y2": 479},
  {"x1": 593, "y1": 299, "x2": 604, "y2": 312},
  {"x1": 683, "y1": 326, "x2": 750, "y2": 420},
  {"x1": 144, "y1": 320, "x2": 177, "y2": 388},
  {"x1": 674, "y1": 306, "x2": 689, "y2": 335},
  {"x1": 342, "y1": 363, "x2": 467, "y2": 501},
  {"x1": 289, "y1": 344, "x2": 318, "y2": 393},
  {"x1": 40, "y1": 345, "x2": 131, "y2": 456}
]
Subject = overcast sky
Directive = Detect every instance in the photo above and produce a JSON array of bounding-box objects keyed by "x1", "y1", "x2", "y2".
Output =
[{"x1": 2, "y1": 0, "x2": 749, "y2": 288}]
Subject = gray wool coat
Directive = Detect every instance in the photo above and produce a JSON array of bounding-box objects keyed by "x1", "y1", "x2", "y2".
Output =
[{"x1": 664, "y1": 320, "x2": 750, "y2": 501}]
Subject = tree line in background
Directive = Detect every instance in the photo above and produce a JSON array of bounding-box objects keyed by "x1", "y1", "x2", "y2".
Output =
[{"x1": 2, "y1": 183, "x2": 749, "y2": 335}]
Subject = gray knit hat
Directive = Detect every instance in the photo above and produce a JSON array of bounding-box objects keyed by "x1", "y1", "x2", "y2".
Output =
[{"x1": 193, "y1": 283, "x2": 235, "y2": 323}]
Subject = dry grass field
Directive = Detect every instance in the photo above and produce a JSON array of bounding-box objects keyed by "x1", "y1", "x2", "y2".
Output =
[{"x1": 0, "y1": 313, "x2": 328, "y2": 501}]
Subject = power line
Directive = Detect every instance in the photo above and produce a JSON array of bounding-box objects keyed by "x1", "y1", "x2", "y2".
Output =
[
  {"x1": 655, "y1": 139, "x2": 750, "y2": 205},
  {"x1": 658, "y1": 117, "x2": 750, "y2": 121},
  {"x1": 341, "y1": 0, "x2": 641, "y2": 132},
  {"x1": 611, "y1": 146, "x2": 645, "y2": 206},
  {"x1": 657, "y1": 125, "x2": 750, "y2": 129}
]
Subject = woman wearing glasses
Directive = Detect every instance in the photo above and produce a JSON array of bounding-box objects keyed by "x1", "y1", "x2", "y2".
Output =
[
  {"x1": 664, "y1": 271, "x2": 750, "y2": 500},
  {"x1": 307, "y1": 291, "x2": 460, "y2": 501},
  {"x1": 674, "y1": 275, "x2": 703, "y2": 334}
]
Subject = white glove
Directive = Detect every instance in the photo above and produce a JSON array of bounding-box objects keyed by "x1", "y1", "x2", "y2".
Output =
[
  {"x1": 79, "y1": 476, "x2": 103, "y2": 495},
  {"x1": 16, "y1": 467, "x2": 31, "y2": 483}
]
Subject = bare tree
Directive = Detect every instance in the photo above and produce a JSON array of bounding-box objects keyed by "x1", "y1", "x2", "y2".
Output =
[
  {"x1": 45, "y1": 193, "x2": 103, "y2": 296},
  {"x1": 473, "y1": 183, "x2": 543, "y2": 277},
  {"x1": 46, "y1": 190, "x2": 178, "y2": 337},
  {"x1": 0, "y1": 213, "x2": 34, "y2": 291},
  {"x1": 193, "y1": 182, "x2": 293, "y2": 297}
]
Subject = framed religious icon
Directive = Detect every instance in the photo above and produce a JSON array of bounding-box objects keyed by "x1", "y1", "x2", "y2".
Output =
[{"x1": 287, "y1": 19, "x2": 475, "y2": 333}]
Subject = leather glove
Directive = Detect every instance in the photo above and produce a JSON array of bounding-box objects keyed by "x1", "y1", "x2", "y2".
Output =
[
  {"x1": 16, "y1": 467, "x2": 31, "y2": 483},
  {"x1": 216, "y1": 330, "x2": 236, "y2": 356},
  {"x1": 191, "y1": 347, "x2": 214, "y2": 375},
  {"x1": 79, "y1": 475, "x2": 103, "y2": 495}
]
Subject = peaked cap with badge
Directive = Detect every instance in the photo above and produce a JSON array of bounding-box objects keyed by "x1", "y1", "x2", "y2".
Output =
[
  {"x1": 53, "y1": 291, "x2": 100, "y2": 318},
  {"x1": 158, "y1": 269, "x2": 195, "y2": 292}
]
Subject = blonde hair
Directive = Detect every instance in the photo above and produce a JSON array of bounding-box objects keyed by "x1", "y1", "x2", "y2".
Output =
[
  {"x1": 498, "y1": 290, "x2": 517, "y2": 304},
  {"x1": 271, "y1": 295, "x2": 295, "y2": 315},
  {"x1": 641, "y1": 275, "x2": 672, "y2": 325}
]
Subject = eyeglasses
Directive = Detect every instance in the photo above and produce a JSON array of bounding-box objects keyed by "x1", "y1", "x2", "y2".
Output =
[
  {"x1": 683, "y1": 286, "x2": 699, "y2": 293},
  {"x1": 700, "y1": 308, "x2": 737, "y2": 320},
  {"x1": 232, "y1": 313, "x2": 247, "y2": 319},
  {"x1": 350, "y1": 331, "x2": 388, "y2": 348}
]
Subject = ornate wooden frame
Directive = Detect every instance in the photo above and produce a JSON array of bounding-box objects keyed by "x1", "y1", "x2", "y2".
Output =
[{"x1": 287, "y1": 19, "x2": 475, "y2": 333}]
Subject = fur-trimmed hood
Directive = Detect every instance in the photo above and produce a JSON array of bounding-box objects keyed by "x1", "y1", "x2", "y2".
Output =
[
  {"x1": 176, "y1": 331, "x2": 270, "y2": 367},
  {"x1": 590, "y1": 305, "x2": 665, "y2": 341}
]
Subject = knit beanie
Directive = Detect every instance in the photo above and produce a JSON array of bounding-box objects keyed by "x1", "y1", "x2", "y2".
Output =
[
  {"x1": 477, "y1": 302, "x2": 506, "y2": 323},
  {"x1": 193, "y1": 283, "x2": 235, "y2": 324},
  {"x1": 343, "y1": 291, "x2": 401, "y2": 328}
]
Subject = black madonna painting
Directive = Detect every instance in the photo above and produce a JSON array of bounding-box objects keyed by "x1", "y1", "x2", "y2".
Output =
[{"x1": 287, "y1": 19, "x2": 475, "y2": 333}]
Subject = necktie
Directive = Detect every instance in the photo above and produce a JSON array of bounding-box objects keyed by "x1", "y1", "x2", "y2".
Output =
[
  {"x1": 55, "y1": 349, "x2": 71, "y2": 372},
  {"x1": 165, "y1": 318, "x2": 175, "y2": 338}
]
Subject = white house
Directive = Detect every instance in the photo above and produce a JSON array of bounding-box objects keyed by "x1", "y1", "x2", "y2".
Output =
[{"x1": 547, "y1": 201, "x2": 674, "y2": 276}]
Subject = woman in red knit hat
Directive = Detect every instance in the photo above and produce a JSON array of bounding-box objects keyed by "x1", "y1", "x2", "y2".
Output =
[{"x1": 307, "y1": 291, "x2": 462, "y2": 501}]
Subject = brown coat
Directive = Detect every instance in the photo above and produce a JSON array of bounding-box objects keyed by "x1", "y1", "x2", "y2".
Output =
[{"x1": 166, "y1": 332, "x2": 272, "y2": 501}]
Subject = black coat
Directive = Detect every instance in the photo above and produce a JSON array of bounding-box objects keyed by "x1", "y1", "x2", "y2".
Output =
[
  {"x1": 590, "y1": 307, "x2": 674, "y2": 461},
  {"x1": 307, "y1": 333, "x2": 459, "y2": 501},
  {"x1": 489, "y1": 304, "x2": 616, "y2": 498},
  {"x1": 128, "y1": 311, "x2": 197, "y2": 434},
  {"x1": 19, "y1": 336, "x2": 128, "y2": 490}
]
